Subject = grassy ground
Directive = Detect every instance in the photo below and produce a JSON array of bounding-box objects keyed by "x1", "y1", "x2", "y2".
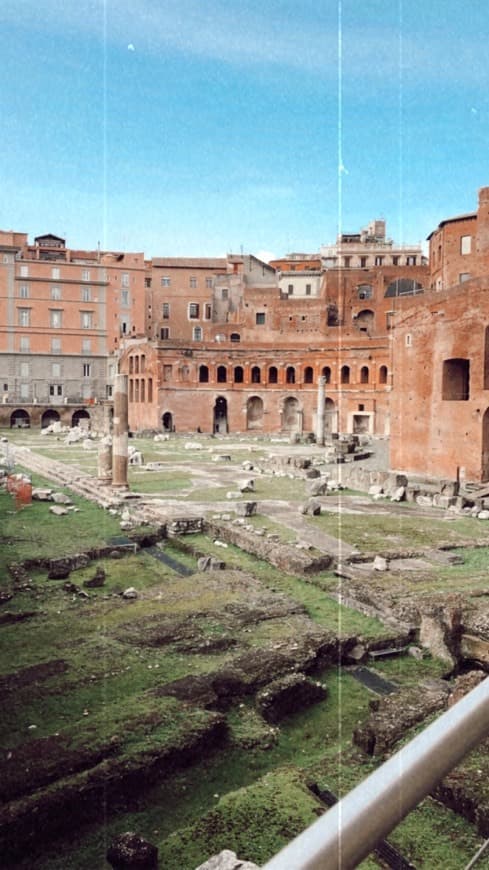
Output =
[{"x1": 1, "y1": 435, "x2": 488, "y2": 868}]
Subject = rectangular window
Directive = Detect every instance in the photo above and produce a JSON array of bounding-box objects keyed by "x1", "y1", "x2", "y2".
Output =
[
  {"x1": 160, "y1": 327, "x2": 170, "y2": 339},
  {"x1": 459, "y1": 272, "x2": 471, "y2": 283},
  {"x1": 50, "y1": 309, "x2": 62, "y2": 328},
  {"x1": 51, "y1": 286, "x2": 61, "y2": 300},
  {"x1": 20, "y1": 383, "x2": 29, "y2": 399},
  {"x1": 83, "y1": 363, "x2": 91, "y2": 377},
  {"x1": 222, "y1": 288, "x2": 229, "y2": 300},
  {"x1": 206, "y1": 277, "x2": 213, "y2": 288},
  {"x1": 20, "y1": 265, "x2": 28, "y2": 277},
  {"x1": 288, "y1": 284, "x2": 294, "y2": 295},
  {"x1": 121, "y1": 289, "x2": 129, "y2": 306},
  {"x1": 204, "y1": 303, "x2": 212, "y2": 319},
  {"x1": 19, "y1": 284, "x2": 29, "y2": 298},
  {"x1": 161, "y1": 276, "x2": 170, "y2": 286},
  {"x1": 20, "y1": 362, "x2": 30, "y2": 377},
  {"x1": 18, "y1": 308, "x2": 30, "y2": 326},
  {"x1": 343, "y1": 256, "x2": 351, "y2": 267},
  {"x1": 81, "y1": 311, "x2": 92, "y2": 329},
  {"x1": 145, "y1": 277, "x2": 152, "y2": 288},
  {"x1": 305, "y1": 284, "x2": 312, "y2": 295},
  {"x1": 189, "y1": 276, "x2": 197, "y2": 288},
  {"x1": 256, "y1": 312, "x2": 266, "y2": 325},
  {"x1": 121, "y1": 272, "x2": 129, "y2": 288},
  {"x1": 82, "y1": 339, "x2": 91, "y2": 353},
  {"x1": 406, "y1": 255, "x2": 417, "y2": 266},
  {"x1": 49, "y1": 384, "x2": 63, "y2": 396},
  {"x1": 360, "y1": 256, "x2": 368, "y2": 268},
  {"x1": 81, "y1": 286, "x2": 91, "y2": 302},
  {"x1": 51, "y1": 362, "x2": 61, "y2": 377},
  {"x1": 392, "y1": 255, "x2": 400, "y2": 266},
  {"x1": 374, "y1": 256, "x2": 384, "y2": 266},
  {"x1": 162, "y1": 302, "x2": 170, "y2": 319},
  {"x1": 81, "y1": 269, "x2": 90, "y2": 281},
  {"x1": 51, "y1": 338, "x2": 61, "y2": 353},
  {"x1": 163, "y1": 364, "x2": 172, "y2": 381},
  {"x1": 188, "y1": 302, "x2": 200, "y2": 319},
  {"x1": 192, "y1": 326, "x2": 202, "y2": 340},
  {"x1": 461, "y1": 235, "x2": 472, "y2": 255},
  {"x1": 51, "y1": 267, "x2": 60, "y2": 280},
  {"x1": 20, "y1": 336, "x2": 30, "y2": 352}
]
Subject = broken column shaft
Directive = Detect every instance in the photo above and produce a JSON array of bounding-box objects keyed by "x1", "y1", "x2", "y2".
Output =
[{"x1": 112, "y1": 373, "x2": 129, "y2": 488}]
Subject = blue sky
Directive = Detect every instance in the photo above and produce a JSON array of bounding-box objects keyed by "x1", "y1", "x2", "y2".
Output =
[{"x1": 1, "y1": 0, "x2": 489, "y2": 259}]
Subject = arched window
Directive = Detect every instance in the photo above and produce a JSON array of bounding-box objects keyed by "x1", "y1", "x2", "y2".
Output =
[
  {"x1": 234, "y1": 366, "x2": 244, "y2": 383},
  {"x1": 217, "y1": 365, "x2": 227, "y2": 383},
  {"x1": 286, "y1": 366, "x2": 295, "y2": 384},
  {"x1": 322, "y1": 366, "x2": 331, "y2": 383},
  {"x1": 268, "y1": 366, "x2": 278, "y2": 384},
  {"x1": 341, "y1": 365, "x2": 350, "y2": 384},
  {"x1": 360, "y1": 366, "x2": 369, "y2": 384},
  {"x1": 379, "y1": 365, "x2": 388, "y2": 385},
  {"x1": 357, "y1": 284, "x2": 373, "y2": 300},
  {"x1": 303, "y1": 366, "x2": 313, "y2": 384},
  {"x1": 251, "y1": 366, "x2": 261, "y2": 384},
  {"x1": 230, "y1": 333, "x2": 241, "y2": 343},
  {"x1": 199, "y1": 365, "x2": 209, "y2": 383}
]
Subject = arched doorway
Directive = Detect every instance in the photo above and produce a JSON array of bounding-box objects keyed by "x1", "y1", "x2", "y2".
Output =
[
  {"x1": 213, "y1": 396, "x2": 228, "y2": 434},
  {"x1": 324, "y1": 398, "x2": 337, "y2": 435},
  {"x1": 10, "y1": 409, "x2": 30, "y2": 429},
  {"x1": 162, "y1": 412, "x2": 173, "y2": 432},
  {"x1": 41, "y1": 409, "x2": 60, "y2": 429},
  {"x1": 246, "y1": 396, "x2": 264, "y2": 430},
  {"x1": 482, "y1": 409, "x2": 489, "y2": 481},
  {"x1": 282, "y1": 397, "x2": 301, "y2": 433},
  {"x1": 71, "y1": 409, "x2": 90, "y2": 429}
]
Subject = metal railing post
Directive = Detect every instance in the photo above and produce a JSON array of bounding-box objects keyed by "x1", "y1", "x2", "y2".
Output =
[{"x1": 263, "y1": 677, "x2": 489, "y2": 870}]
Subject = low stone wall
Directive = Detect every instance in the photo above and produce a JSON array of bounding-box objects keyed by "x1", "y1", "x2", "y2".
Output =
[{"x1": 204, "y1": 520, "x2": 333, "y2": 576}]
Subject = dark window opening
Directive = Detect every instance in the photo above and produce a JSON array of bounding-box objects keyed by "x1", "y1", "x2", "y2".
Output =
[
  {"x1": 268, "y1": 366, "x2": 278, "y2": 384},
  {"x1": 251, "y1": 366, "x2": 261, "y2": 383},
  {"x1": 217, "y1": 365, "x2": 227, "y2": 383},
  {"x1": 199, "y1": 365, "x2": 209, "y2": 383},
  {"x1": 304, "y1": 366, "x2": 313, "y2": 384},
  {"x1": 286, "y1": 366, "x2": 295, "y2": 384},
  {"x1": 322, "y1": 366, "x2": 331, "y2": 383},
  {"x1": 341, "y1": 365, "x2": 350, "y2": 385},
  {"x1": 442, "y1": 358, "x2": 470, "y2": 401},
  {"x1": 234, "y1": 366, "x2": 244, "y2": 383},
  {"x1": 379, "y1": 365, "x2": 388, "y2": 384},
  {"x1": 360, "y1": 366, "x2": 369, "y2": 384}
]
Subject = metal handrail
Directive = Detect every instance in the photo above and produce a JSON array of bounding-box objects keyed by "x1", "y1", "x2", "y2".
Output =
[{"x1": 263, "y1": 677, "x2": 489, "y2": 870}]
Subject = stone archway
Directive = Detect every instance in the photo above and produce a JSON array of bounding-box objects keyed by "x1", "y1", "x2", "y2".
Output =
[
  {"x1": 10, "y1": 409, "x2": 30, "y2": 429},
  {"x1": 41, "y1": 409, "x2": 60, "y2": 429},
  {"x1": 162, "y1": 412, "x2": 173, "y2": 432},
  {"x1": 213, "y1": 396, "x2": 228, "y2": 434},
  {"x1": 71, "y1": 409, "x2": 90, "y2": 429},
  {"x1": 246, "y1": 396, "x2": 264, "y2": 430},
  {"x1": 282, "y1": 397, "x2": 301, "y2": 433}
]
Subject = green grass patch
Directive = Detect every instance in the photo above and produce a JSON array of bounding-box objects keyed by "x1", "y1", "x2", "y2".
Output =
[{"x1": 309, "y1": 509, "x2": 489, "y2": 551}]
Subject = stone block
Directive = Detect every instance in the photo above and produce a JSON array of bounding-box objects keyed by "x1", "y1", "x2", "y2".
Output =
[
  {"x1": 106, "y1": 832, "x2": 158, "y2": 869},
  {"x1": 236, "y1": 501, "x2": 257, "y2": 517},
  {"x1": 256, "y1": 673, "x2": 327, "y2": 724},
  {"x1": 373, "y1": 555, "x2": 388, "y2": 571}
]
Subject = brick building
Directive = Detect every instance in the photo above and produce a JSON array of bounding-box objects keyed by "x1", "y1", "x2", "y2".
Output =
[
  {"x1": 0, "y1": 231, "x2": 145, "y2": 429},
  {"x1": 122, "y1": 234, "x2": 428, "y2": 438},
  {"x1": 390, "y1": 186, "x2": 489, "y2": 482}
]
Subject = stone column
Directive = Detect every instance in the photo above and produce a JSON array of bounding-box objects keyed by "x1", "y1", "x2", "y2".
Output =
[
  {"x1": 97, "y1": 435, "x2": 113, "y2": 485},
  {"x1": 316, "y1": 375, "x2": 326, "y2": 445},
  {"x1": 112, "y1": 374, "x2": 129, "y2": 488}
]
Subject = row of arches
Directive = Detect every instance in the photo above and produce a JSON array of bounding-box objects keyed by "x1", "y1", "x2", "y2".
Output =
[
  {"x1": 198, "y1": 364, "x2": 389, "y2": 386},
  {"x1": 10, "y1": 408, "x2": 91, "y2": 429},
  {"x1": 162, "y1": 395, "x2": 340, "y2": 435}
]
